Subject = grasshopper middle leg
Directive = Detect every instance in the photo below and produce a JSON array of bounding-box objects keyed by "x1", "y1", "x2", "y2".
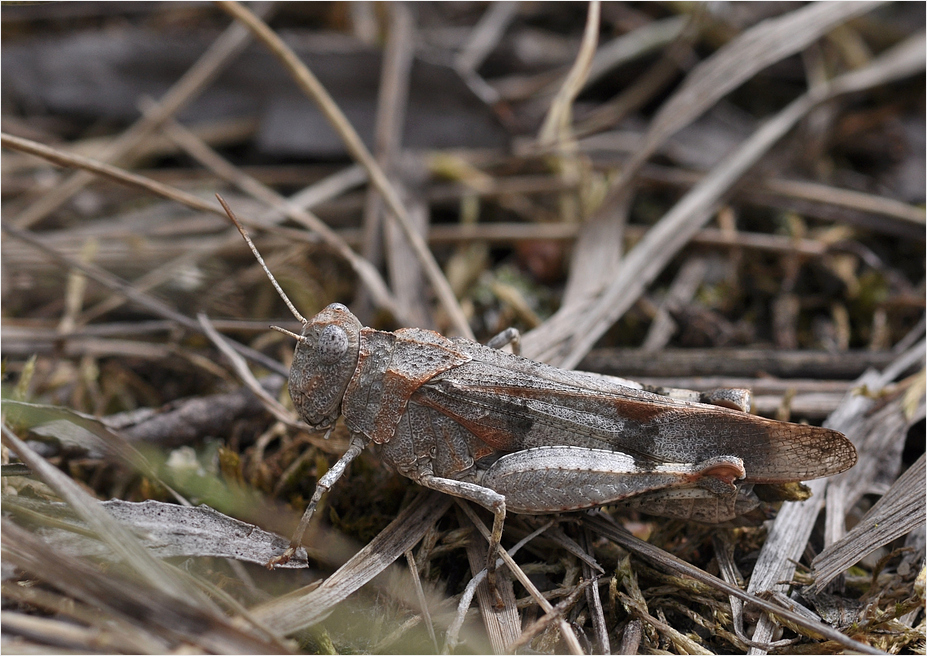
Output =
[{"x1": 486, "y1": 327, "x2": 521, "y2": 355}]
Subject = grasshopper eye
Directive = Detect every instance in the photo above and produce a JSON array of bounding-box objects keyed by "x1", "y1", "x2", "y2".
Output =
[{"x1": 318, "y1": 324, "x2": 349, "y2": 364}]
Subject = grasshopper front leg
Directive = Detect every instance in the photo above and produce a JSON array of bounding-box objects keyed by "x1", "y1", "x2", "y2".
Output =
[{"x1": 268, "y1": 433, "x2": 370, "y2": 568}]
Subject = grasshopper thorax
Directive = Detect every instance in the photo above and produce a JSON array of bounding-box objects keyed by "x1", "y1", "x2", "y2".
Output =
[{"x1": 289, "y1": 303, "x2": 362, "y2": 430}]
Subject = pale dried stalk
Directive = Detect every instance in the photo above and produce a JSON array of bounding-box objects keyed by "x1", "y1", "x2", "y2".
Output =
[
  {"x1": 249, "y1": 492, "x2": 453, "y2": 635},
  {"x1": 11, "y1": 2, "x2": 275, "y2": 230},
  {"x1": 523, "y1": 30, "x2": 926, "y2": 368},
  {"x1": 217, "y1": 1, "x2": 473, "y2": 339},
  {"x1": 537, "y1": 0, "x2": 601, "y2": 145}
]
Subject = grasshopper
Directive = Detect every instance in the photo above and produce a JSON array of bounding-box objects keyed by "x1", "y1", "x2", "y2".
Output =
[{"x1": 218, "y1": 198, "x2": 857, "y2": 594}]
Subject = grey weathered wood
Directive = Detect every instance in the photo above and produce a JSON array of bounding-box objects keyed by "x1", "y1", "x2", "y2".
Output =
[
  {"x1": 579, "y1": 348, "x2": 898, "y2": 380},
  {"x1": 745, "y1": 339, "x2": 924, "y2": 654},
  {"x1": 809, "y1": 453, "x2": 926, "y2": 594}
]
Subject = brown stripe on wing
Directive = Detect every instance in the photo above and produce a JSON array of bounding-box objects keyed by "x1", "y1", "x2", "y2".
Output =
[
  {"x1": 413, "y1": 389, "x2": 532, "y2": 452},
  {"x1": 482, "y1": 384, "x2": 672, "y2": 423}
]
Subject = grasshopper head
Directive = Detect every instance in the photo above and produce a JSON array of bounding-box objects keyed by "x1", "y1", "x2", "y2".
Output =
[
  {"x1": 288, "y1": 303, "x2": 362, "y2": 430},
  {"x1": 213, "y1": 197, "x2": 363, "y2": 431}
]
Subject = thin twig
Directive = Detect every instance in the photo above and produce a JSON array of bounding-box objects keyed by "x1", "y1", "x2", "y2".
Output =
[
  {"x1": 1, "y1": 219, "x2": 287, "y2": 377},
  {"x1": 2, "y1": 132, "x2": 225, "y2": 216},
  {"x1": 10, "y1": 2, "x2": 276, "y2": 230},
  {"x1": 196, "y1": 312, "x2": 298, "y2": 427},
  {"x1": 217, "y1": 0, "x2": 473, "y2": 339},
  {"x1": 405, "y1": 549, "x2": 439, "y2": 652}
]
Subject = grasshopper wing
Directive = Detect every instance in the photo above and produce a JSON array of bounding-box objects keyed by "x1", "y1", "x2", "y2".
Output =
[{"x1": 414, "y1": 353, "x2": 857, "y2": 484}]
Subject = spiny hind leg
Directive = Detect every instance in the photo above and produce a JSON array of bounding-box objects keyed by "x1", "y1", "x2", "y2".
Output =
[{"x1": 419, "y1": 474, "x2": 507, "y2": 607}]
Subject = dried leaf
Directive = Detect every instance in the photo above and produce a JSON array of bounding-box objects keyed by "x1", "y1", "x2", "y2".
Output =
[
  {"x1": 6, "y1": 497, "x2": 310, "y2": 568},
  {"x1": 809, "y1": 453, "x2": 926, "y2": 593}
]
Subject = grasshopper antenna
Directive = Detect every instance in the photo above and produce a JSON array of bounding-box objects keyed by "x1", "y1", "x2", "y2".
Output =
[
  {"x1": 217, "y1": 194, "x2": 308, "y2": 325},
  {"x1": 270, "y1": 325, "x2": 305, "y2": 341}
]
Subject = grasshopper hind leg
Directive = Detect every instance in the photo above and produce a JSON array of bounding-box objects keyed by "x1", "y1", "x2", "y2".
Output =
[{"x1": 418, "y1": 474, "x2": 508, "y2": 608}]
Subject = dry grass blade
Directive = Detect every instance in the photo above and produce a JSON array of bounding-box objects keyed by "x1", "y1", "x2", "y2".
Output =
[
  {"x1": 760, "y1": 177, "x2": 925, "y2": 229},
  {"x1": 6, "y1": 498, "x2": 310, "y2": 569},
  {"x1": 583, "y1": 15, "x2": 689, "y2": 92},
  {"x1": 1, "y1": 400, "x2": 187, "y2": 505},
  {"x1": 810, "y1": 452, "x2": 926, "y2": 594},
  {"x1": 523, "y1": 29, "x2": 926, "y2": 368},
  {"x1": 1, "y1": 426, "x2": 202, "y2": 602},
  {"x1": 404, "y1": 549, "x2": 439, "y2": 652},
  {"x1": 454, "y1": 1, "x2": 519, "y2": 105},
  {"x1": 1, "y1": 519, "x2": 288, "y2": 653},
  {"x1": 744, "y1": 479, "x2": 829, "y2": 652},
  {"x1": 250, "y1": 491, "x2": 453, "y2": 635},
  {"x1": 217, "y1": 0, "x2": 473, "y2": 339},
  {"x1": 613, "y1": 0, "x2": 886, "y2": 190},
  {"x1": 0, "y1": 608, "x2": 161, "y2": 653},
  {"x1": 582, "y1": 531, "x2": 610, "y2": 653},
  {"x1": 10, "y1": 2, "x2": 275, "y2": 230},
  {"x1": 535, "y1": 0, "x2": 606, "y2": 311}
]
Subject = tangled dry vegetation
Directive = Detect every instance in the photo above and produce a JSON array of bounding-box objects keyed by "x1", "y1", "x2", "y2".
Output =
[{"x1": 1, "y1": 2, "x2": 924, "y2": 654}]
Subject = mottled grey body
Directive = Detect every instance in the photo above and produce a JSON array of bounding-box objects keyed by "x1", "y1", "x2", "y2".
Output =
[
  {"x1": 289, "y1": 304, "x2": 855, "y2": 525},
  {"x1": 218, "y1": 200, "x2": 855, "y2": 588}
]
